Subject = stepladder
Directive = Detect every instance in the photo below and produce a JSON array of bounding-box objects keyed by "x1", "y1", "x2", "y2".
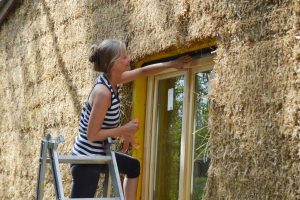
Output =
[{"x1": 36, "y1": 134, "x2": 124, "y2": 200}]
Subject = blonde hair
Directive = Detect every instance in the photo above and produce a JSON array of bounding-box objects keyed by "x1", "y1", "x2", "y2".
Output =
[{"x1": 89, "y1": 39, "x2": 126, "y2": 76}]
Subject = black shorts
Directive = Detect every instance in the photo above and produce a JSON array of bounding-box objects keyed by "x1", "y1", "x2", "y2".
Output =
[{"x1": 70, "y1": 152, "x2": 140, "y2": 198}]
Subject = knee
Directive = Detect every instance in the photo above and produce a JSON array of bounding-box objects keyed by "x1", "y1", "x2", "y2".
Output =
[
  {"x1": 128, "y1": 158, "x2": 140, "y2": 178},
  {"x1": 133, "y1": 158, "x2": 140, "y2": 172}
]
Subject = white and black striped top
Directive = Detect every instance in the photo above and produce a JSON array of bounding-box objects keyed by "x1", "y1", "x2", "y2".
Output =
[{"x1": 72, "y1": 74, "x2": 120, "y2": 156}]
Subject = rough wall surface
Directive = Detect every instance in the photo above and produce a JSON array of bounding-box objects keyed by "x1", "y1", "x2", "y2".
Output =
[
  {"x1": 207, "y1": 1, "x2": 300, "y2": 199},
  {"x1": 0, "y1": 0, "x2": 129, "y2": 199},
  {"x1": 0, "y1": 0, "x2": 299, "y2": 199}
]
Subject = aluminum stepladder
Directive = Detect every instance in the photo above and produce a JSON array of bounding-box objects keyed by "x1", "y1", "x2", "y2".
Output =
[{"x1": 36, "y1": 134, "x2": 124, "y2": 200}]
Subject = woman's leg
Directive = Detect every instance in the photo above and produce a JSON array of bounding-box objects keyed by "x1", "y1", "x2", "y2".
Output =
[
  {"x1": 115, "y1": 152, "x2": 140, "y2": 200},
  {"x1": 123, "y1": 176, "x2": 139, "y2": 200},
  {"x1": 70, "y1": 164, "x2": 105, "y2": 198}
]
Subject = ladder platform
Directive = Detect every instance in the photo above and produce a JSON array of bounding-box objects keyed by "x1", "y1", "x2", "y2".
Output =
[
  {"x1": 64, "y1": 198, "x2": 120, "y2": 200},
  {"x1": 45, "y1": 155, "x2": 112, "y2": 164}
]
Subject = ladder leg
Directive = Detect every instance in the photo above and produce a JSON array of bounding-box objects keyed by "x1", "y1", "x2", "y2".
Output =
[
  {"x1": 108, "y1": 150, "x2": 124, "y2": 200},
  {"x1": 49, "y1": 146, "x2": 65, "y2": 200},
  {"x1": 36, "y1": 140, "x2": 48, "y2": 200},
  {"x1": 102, "y1": 167, "x2": 112, "y2": 197}
]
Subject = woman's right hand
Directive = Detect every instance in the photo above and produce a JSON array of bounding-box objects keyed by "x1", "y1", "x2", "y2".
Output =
[
  {"x1": 122, "y1": 119, "x2": 139, "y2": 136},
  {"x1": 121, "y1": 119, "x2": 139, "y2": 152}
]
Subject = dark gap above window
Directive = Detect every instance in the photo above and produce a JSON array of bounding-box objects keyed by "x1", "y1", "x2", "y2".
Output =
[{"x1": 141, "y1": 46, "x2": 217, "y2": 67}]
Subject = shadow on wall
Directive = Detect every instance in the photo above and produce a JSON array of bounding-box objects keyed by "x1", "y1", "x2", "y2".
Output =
[{"x1": 41, "y1": 0, "x2": 81, "y2": 115}]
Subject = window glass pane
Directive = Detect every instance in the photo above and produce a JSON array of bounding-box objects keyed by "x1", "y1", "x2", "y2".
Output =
[
  {"x1": 191, "y1": 71, "x2": 212, "y2": 200},
  {"x1": 154, "y1": 75, "x2": 184, "y2": 200}
]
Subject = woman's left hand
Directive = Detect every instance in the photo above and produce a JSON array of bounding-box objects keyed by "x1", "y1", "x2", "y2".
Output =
[
  {"x1": 121, "y1": 139, "x2": 140, "y2": 153},
  {"x1": 121, "y1": 119, "x2": 140, "y2": 152}
]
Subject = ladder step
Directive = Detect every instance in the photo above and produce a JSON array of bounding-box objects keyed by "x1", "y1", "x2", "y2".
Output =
[
  {"x1": 64, "y1": 198, "x2": 121, "y2": 200},
  {"x1": 46, "y1": 155, "x2": 112, "y2": 164}
]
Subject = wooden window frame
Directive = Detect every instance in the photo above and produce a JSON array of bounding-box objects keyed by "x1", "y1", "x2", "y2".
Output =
[{"x1": 142, "y1": 55, "x2": 215, "y2": 200}]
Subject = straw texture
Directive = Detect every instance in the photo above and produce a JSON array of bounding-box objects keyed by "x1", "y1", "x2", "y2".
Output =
[{"x1": 0, "y1": 0, "x2": 299, "y2": 199}]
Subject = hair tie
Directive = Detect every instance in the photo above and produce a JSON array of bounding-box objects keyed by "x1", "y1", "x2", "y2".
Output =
[
  {"x1": 89, "y1": 45, "x2": 100, "y2": 63},
  {"x1": 89, "y1": 54, "x2": 97, "y2": 63}
]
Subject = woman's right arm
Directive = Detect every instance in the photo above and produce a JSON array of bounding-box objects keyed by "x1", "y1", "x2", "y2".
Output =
[{"x1": 87, "y1": 85, "x2": 138, "y2": 142}]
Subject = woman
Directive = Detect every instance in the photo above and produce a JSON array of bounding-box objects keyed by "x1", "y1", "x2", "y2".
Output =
[{"x1": 71, "y1": 39, "x2": 192, "y2": 199}]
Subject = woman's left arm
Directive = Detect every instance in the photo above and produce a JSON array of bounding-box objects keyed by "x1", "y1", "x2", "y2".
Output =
[{"x1": 119, "y1": 55, "x2": 192, "y2": 83}]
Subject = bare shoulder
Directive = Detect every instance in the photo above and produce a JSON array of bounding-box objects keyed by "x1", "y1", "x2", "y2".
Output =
[
  {"x1": 89, "y1": 84, "x2": 111, "y2": 107},
  {"x1": 93, "y1": 84, "x2": 111, "y2": 96}
]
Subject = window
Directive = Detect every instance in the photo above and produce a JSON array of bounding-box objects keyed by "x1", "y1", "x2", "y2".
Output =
[{"x1": 142, "y1": 52, "x2": 215, "y2": 200}]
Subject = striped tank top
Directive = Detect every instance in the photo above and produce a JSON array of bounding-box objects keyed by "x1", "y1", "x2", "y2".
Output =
[{"x1": 72, "y1": 74, "x2": 120, "y2": 156}]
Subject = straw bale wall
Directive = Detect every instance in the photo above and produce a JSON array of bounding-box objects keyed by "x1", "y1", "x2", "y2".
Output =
[
  {"x1": 0, "y1": 0, "x2": 130, "y2": 199},
  {"x1": 206, "y1": 1, "x2": 300, "y2": 199},
  {"x1": 0, "y1": 0, "x2": 299, "y2": 199}
]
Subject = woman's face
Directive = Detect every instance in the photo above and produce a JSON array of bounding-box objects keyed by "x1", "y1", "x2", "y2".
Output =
[{"x1": 113, "y1": 48, "x2": 131, "y2": 72}]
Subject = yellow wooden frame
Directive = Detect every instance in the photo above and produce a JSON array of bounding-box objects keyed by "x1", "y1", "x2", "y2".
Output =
[{"x1": 132, "y1": 40, "x2": 216, "y2": 199}]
